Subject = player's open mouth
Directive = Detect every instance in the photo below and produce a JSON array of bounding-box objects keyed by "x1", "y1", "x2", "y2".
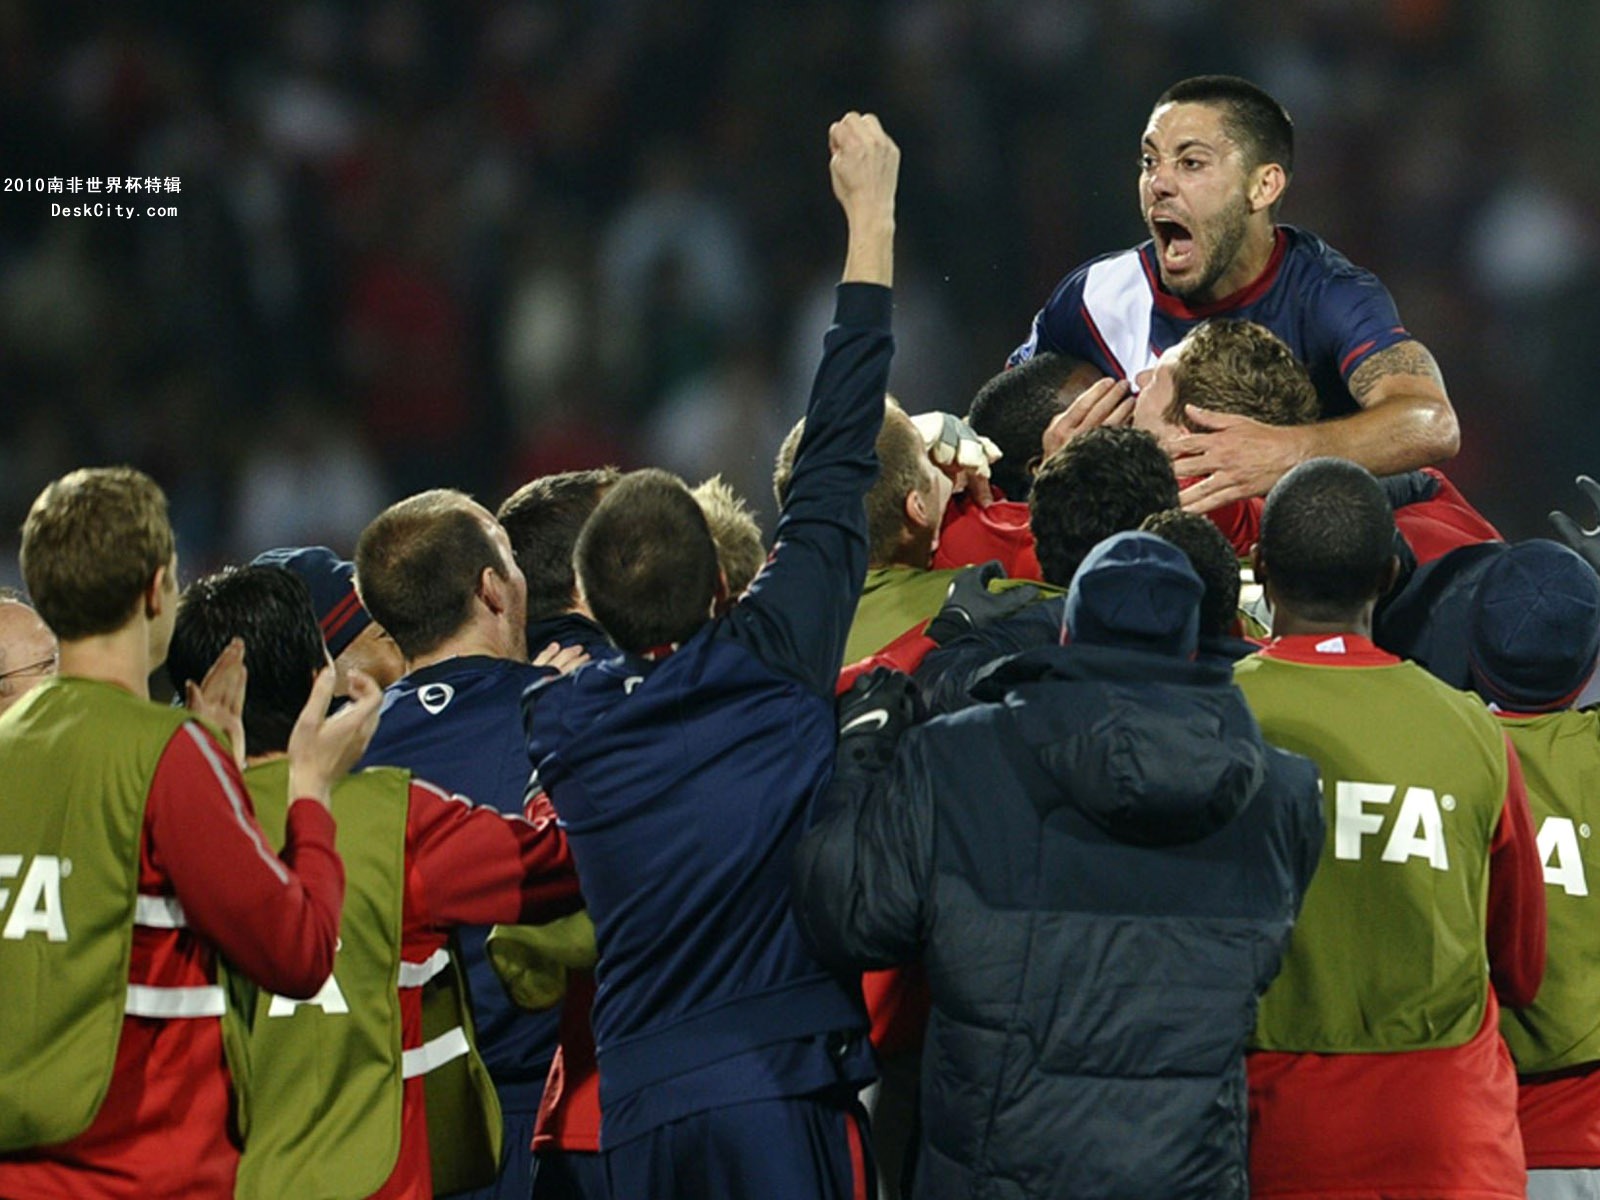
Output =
[{"x1": 1152, "y1": 217, "x2": 1195, "y2": 271}]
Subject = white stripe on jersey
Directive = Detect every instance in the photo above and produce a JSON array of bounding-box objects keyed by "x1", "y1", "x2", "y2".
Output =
[
  {"x1": 124, "y1": 983, "x2": 227, "y2": 1018},
  {"x1": 181, "y1": 723, "x2": 290, "y2": 885},
  {"x1": 400, "y1": 1026, "x2": 470, "y2": 1078},
  {"x1": 411, "y1": 776, "x2": 539, "y2": 827},
  {"x1": 1081, "y1": 251, "x2": 1158, "y2": 382},
  {"x1": 133, "y1": 894, "x2": 188, "y2": 928},
  {"x1": 397, "y1": 948, "x2": 451, "y2": 988}
]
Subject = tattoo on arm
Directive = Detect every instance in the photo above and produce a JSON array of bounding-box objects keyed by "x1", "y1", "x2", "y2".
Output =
[{"x1": 1348, "y1": 339, "x2": 1446, "y2": 404}]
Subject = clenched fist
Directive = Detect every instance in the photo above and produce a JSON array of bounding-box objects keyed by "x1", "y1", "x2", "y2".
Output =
[
  {"x1": 830, "y1": 112, "x2": 899, "y2": 287},
  {"x1": 829, "y1": 112, "x2": 899, "y2": 216}
]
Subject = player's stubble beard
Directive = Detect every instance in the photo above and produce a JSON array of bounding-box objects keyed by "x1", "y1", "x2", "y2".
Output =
[{"x1": 1163, "y1": 191, "x2": 1252, "y2": 304}]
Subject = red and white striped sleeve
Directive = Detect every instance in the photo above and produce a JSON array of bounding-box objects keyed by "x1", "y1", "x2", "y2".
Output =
[{"x1": 144, "y1": 722, "x2": 344, "y2": 997}]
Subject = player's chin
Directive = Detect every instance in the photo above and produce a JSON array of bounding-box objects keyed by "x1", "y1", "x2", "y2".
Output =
[{"x1": 1158, "y1": 260, "x2": 1206, "y2": 299}]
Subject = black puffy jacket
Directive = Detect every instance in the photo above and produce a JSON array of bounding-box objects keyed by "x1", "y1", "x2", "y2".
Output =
[{"x1": 794, "y1": 643, "x2": 1324, "y2": 1200}]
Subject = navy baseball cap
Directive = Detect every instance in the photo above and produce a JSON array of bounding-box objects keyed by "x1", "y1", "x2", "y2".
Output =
[
  {"x1": 249, "y1": 545, "x2": 373, "y2": 659},
  {"x1": 1468, "y1": 539, "x2": 1600, "y2": 712},
  {"x1": 1066, "y1": 531, "x2": 1202, "y2": 658}
]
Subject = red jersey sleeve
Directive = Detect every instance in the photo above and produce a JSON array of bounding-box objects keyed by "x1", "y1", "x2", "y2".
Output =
[
  {"x1": 145, "y1": 723, "x2": 344, "y2": 997},
  {"x1": 402, "y1": 780, "x2": 582, "y2": 933},
  {"x1": 1486, "y1": 736, "x2": 1545, "y2": 1008},
  {"x1": 1394, "y1": 469, "x2": 1504, "y2": 565}
]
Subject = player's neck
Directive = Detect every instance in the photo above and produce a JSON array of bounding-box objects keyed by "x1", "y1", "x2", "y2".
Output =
[
  {"x1": 58, "y1": 626, "x2": 157, "y2": 699},
  {"x1": 1270, "y1": 605, "x2": 1375, "y2": 642},
  {"x1": 1196, "y1": 223, "x2": 1277, "y2": 306},
  {"x1": 407, "y1": 616, "x2": 524, "y2": 673}
]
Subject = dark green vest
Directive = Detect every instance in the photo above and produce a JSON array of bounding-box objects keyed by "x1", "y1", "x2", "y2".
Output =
[
  {"x1": 1235, "y1": 653, "x2": 1506, "y2": 1053},
  {"x1": 1496, "y1": 709, "x2": 1600, "y2": 1073},
  {"x1": 845, "y1": 567, "x2": 961, "y2": 663},
  {"x1": 0, "y1": 678, "x2": 193, "y2": 1150},
  {"x1": 229, "y1": 760, "x2": 502, "y2": 1198},
  {"x1": 231, "y1": 761, "x2": 409, "y2": 1198},
  {"x1": 420, "y1": 949, "x2": 503, "y2": 1195}
]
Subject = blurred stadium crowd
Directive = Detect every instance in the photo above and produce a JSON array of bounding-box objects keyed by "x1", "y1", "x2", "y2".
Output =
[{"x1": 1, "y1": 0, "x2": 1597, "y2": 577}]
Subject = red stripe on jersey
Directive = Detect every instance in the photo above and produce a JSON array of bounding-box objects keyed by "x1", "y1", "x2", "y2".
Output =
[
  {"x1": 1259, "y1": 633, "x2": 1400, "y2": 667},
  {"x1": 1077, "y1": 306, "x2": 1126, "y2": 380},
  {"x1": 1339, "y1": 339, "x2": 1378, "y2": 377},
  {"x1": 1146, "y1": 228, "x2": 1288, "y2": 319}
]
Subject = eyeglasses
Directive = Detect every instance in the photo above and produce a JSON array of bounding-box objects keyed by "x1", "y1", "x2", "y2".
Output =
[{"x1": 0, "y1": 653, "x2": 58, "y2": 682}]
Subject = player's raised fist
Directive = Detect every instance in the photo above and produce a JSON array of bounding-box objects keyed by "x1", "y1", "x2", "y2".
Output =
[{"x1": 829, "y1": 112, "x2": 899, "y2": 216}]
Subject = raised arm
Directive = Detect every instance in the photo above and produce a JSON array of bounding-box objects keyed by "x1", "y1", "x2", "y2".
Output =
[
  {"x1": 1340, "y1": 339, "x2": 1461, "y2": 468},
  {"x1": 834, "y1": 113, "x2": 899, "y2": 288},
  {"x1": 726, "y1": 114, "x2": 899, "y2": 692}
]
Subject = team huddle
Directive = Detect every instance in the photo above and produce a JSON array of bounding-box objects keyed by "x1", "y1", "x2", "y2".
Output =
[{"x1": 0, "y1": 76, "x2": 1594, "y2": 1200}]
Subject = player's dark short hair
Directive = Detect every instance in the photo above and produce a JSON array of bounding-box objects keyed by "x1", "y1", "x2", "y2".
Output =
[
  {"x1": 1030, "y1": 427, "x2": 1179, "y2": 587},
  {"x1": 1141, "y1": 509, "x2": 1240, "y2": 639},
  {"x1": 356, "y1": 490, "x2": 506, "y2": 661},
  {"x1": 576, "y1": 468, "x2": 721, "y2": 656},
  {"x1": 169, "y1": 565, "x2": 326, "y2": 757},
  {"x1": 966, "y1": 353, "x2": 1080, "y2": 501},
  {"x1": 1156, "y1": 75, "x2": 1294, "y2": 180},
  {"x1": 1259, "y1": 458, "x2": 1396, "y2": 621},
  {"x1": 498, "y1": 468, "x2": 621, "y2": 623},
  {"x1": 1168, "y1": 319, "x2": 1319, "y2": 431}
]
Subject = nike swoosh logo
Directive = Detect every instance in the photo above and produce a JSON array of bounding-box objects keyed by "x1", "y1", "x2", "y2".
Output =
[{"x1": 840, "y1": 709, "x2": 891, "y2": 735}]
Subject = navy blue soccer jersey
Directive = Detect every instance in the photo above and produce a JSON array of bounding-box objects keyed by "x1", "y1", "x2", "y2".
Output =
[{"x1": 1010, "y1": 225, "x2": 1411, "y2": 419}]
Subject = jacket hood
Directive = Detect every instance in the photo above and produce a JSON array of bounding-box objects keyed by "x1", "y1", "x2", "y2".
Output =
[{"x1": 974, "y1": 643, "x2": 1268, "y2": 847}]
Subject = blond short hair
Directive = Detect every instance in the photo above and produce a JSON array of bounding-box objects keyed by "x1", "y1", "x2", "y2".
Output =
[
  {"x1": 773, "y1": 398, "x2": 926, "y2": 567},
  {"x1": 691, "y1": 476, "x2": 766, "y2": 596},
  {"x1": 1168, "y1": 319, "x2": 1319, "y2": 430},
  {"x1": 21, "y1": 467, "x2": 174, "y2": 640}
]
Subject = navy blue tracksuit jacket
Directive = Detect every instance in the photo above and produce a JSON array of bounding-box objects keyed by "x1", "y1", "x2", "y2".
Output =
[{"x1": 524, "y1": 284, "x2": 893, "y2": 1151}]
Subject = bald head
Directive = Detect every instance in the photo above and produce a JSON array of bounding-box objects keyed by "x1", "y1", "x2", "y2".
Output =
[{"x1": 0, "y1": 599, "x2": 58, "y2": 715}]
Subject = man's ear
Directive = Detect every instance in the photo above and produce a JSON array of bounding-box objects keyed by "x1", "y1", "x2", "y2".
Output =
[
  {"x1": 1249, "y1": 163, "x2": 1286, "y2": 215},
  {"x1": 478, "y1": 566, "x2": 507, "y2": 617},
  {"x1": 1380, "y1": 553, "x2": 1402, "y2": 597},
  {"x1": 144, "y1": 564, "x2": 170, "y2": 620},
  {"x1": 709, "y1": 568, "x2": 731, "y2": 617},
  {"x1": 904, "y1": 489, "x2": 930, "y2": 531}
]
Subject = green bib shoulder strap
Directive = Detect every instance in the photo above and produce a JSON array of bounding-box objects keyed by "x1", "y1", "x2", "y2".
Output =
[{"x1": 421, "y1": 944, "x2": 504, "y2": 1195}]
